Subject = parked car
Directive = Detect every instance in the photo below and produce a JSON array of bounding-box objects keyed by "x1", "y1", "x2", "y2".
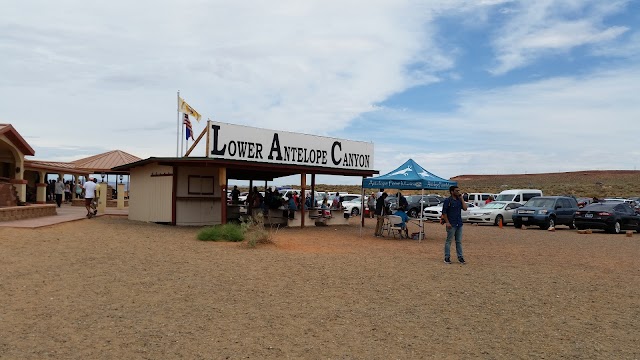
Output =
[
  {"x1": 342, "y1": 196, "x2": 364, "y2": 216},
  {"x1": 512, "y1": 196, "x2": 579, "y2": 230},
  {"x1": 402, "y1": 195, "x2": 443, "y2": 218},
  {"x1": 321, "y1": 193, "x2": 361, "y2": 209},
  {"x1": 467, "y1": 201, "x2": 523, "y2": 226},
  {"x1": 495, "y1": 189, "x2": 543, "y2": 205},
  {"x1": 574, "y1": 202, "x2": 640, "y2": 234},
  {"x1": 576, "y1": 197, "x2": 592, "y2": 208},
  {"x1": 386, "y1": 195, "x2": 442, "y2": 216},
  {"x1": 422, "y1": 203, "x2": 476, "y2": 222},
  {"x1": 278, "y1": 189, "x2": 302, "y2": 200},
  {"x1": 466, "y1": 193, "x2": 495, "y2": 207},
  {"x1": 237, "y1": 191, "x2": 249, "y2": 204}
]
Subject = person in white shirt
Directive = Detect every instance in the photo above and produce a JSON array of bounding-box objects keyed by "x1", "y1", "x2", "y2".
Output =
[
  {"x1": 83, "y1": 177, "x2": 98, "y2": 218},
  {"x1": 55, "y1": 178, "x2": 65, "y2": 207}
]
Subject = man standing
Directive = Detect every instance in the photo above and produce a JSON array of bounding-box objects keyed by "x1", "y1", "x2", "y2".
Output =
[
  {"x1": 367, "y1": 193, "x2": 376, "y2": 218},
  {"x1": 397, "y1": 191, "x2": 408, "y2": 211},
  {"x1": 441, "y1": 186, "x2": 467, "y2": 264},
  {"x1": 83, "y1": 177, "x2": 97, "y2": 218},
  {"x1": 374, "y1": 192, "x2": 388, "y2": 237},
  {"x1": 230, "y1": 185, "x2": 240, "y2": 204},
  {"x1": 54, "y1": 177, "x2": 65, "y2": 207}
]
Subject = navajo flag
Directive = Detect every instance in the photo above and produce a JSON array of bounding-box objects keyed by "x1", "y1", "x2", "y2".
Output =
[
  {"x1": 183, "y1": 113, "x2": 194, "y2": 140},
  {"x1": 179, "y1": 97, "x2": 202, "y2": 122}
]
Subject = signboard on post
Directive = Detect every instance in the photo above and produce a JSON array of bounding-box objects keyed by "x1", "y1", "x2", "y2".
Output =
[{"x1": 207, "y1": 121, "x2": 374, "y2": 170}]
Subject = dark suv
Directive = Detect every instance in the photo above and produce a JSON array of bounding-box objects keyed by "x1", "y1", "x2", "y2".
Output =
[
  {"x1": 512, "y1": 196, "x2": 579, "y2": 230},
  {"x1": 387, "y1": 195, "x2": 443, "y2": 217}
]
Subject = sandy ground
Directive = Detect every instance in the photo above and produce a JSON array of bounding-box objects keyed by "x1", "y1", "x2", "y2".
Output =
[{"x1": 1, "y1": 216, "x2": 638, "y2": 359}]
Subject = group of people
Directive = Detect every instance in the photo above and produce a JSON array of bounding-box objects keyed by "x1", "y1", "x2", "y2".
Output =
[
  {"x1": 372, "y1": 186, "x2": 467, "y2": 265},
  {"x1": 230, "y1": 186, "x2": 348, "y2": 220},
  {"x1": 49, "y1": 178, "x2": 84, "y2": 207},
  {"x1": 48, "y1": 177, "x2": 101, "y2": 218}
]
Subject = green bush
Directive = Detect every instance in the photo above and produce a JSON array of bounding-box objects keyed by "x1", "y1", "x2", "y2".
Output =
[{"x1": 197, "y1": 223, "x2": 245, "y2": 242}]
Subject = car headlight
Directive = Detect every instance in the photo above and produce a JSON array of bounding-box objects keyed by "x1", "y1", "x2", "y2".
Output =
[{"x1": 538, "y1": 209, "x2": 548, "y2": 214}]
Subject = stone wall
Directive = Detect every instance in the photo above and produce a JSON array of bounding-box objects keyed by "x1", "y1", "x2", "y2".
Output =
[
  {"x1": 0, "y1": 204, "x2": 56, "y2": 221},
  {"x1": 0, "y1": 182, "x2": 18, "y2": 207}
]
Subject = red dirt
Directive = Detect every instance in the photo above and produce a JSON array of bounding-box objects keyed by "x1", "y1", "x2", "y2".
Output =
[{"x1": 1, "y1": 216, "x2": 638, "y2": 359}]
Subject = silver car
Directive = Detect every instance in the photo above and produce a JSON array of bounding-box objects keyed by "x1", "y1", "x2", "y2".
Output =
[{"x1": 467, "y1": 201, "x2": 522, "y2": 226}]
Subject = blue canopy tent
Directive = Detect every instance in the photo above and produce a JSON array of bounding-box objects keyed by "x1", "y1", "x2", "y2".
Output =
[{"x1": 361, "y1": 159, "x2": 457, "y2": 240}]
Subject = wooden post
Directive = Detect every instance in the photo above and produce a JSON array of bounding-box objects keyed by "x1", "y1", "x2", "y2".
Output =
[
  {"x1": 184, "y1": 126, "x2": 208, "y2": 157},
  {"x1": 300, "y1": 173, "x2": 306, "y2": 228},
  {"x1": 205, "y1": 120, "x2": 211, "y2": 156},
  {"x1": 219, "y1": 167, "x2": 227, "y2": 224}
]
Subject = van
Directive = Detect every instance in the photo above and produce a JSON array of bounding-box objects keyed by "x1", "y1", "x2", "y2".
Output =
[
  {"x1": 465, "y1": 193, "x2": 494, "y2": 207},
  {"x1": 495, "y1": 189, "x2": 543, "y2": 205}
]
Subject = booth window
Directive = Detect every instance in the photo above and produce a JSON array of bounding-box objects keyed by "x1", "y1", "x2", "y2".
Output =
[{"x1": 188, "y1": 175, "x2": 215, "y2": 195}]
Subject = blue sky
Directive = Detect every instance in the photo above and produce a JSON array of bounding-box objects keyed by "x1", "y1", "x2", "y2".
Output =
[{"x1": 1, "y1": 0, "x2": 639, "y2": 185}]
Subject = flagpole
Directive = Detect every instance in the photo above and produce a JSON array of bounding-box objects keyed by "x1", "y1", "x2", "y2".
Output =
[{"x1": 176, "y1": 90, "x2": 180, "y2": 157}]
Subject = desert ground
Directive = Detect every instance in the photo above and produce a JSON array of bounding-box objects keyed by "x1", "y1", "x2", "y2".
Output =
[{"x1": 1, "y1": 216, "x2": 638, "y2": 359}]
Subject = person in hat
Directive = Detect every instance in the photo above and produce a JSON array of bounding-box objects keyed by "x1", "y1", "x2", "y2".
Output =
[{"x1": 82, "y1": 177, "x2": 98, "y2": 218}]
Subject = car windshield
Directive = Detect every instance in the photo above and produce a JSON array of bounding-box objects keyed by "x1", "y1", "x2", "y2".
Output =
[
  {"x1": 483, "y1": 202, "x2": 506, "y2": 209},
  {"x1": 406, "y1": 195, "x2": 427, "y2": 202},
  {"x1": 495, "y1": 194, "x2": 514, "y2": 201},
  {"x1": 524, "y1": 198, "x2": 555, "y2": 208}
]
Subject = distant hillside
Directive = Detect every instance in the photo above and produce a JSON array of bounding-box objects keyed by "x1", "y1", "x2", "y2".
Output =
[
  {"x1": 451, "y1": 170, "x2": 640, "y2": 198},
  {"x1": 239, "y1": 170, "x2": 640, "y2": 198}
]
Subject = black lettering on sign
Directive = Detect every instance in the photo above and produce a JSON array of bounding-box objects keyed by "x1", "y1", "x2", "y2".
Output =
[
  {"x1": 256, "y1": 143, "x2": 263, "y2": 159},
  {"x1": 237, "y1": 141, "x2": 248, "y2": 157},
  {"x1": 268, "y1": 133, "x2": 283, "y2": 160},
  {"x1": 228, "y1": 141, "x2": 237, "y2": 156},
  {"x1": 331, "y1": 141, "x2": 342, "y2": 166},
  {"x1": 210, "y1": 125, "x2": 226, "y2": 156}
]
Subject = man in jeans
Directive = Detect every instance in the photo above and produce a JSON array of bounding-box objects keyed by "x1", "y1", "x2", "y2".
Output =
[
  {"x1": 374, "y1": 192, "x2": 388, "y2": 237},
  {"x1": 441, "y1": 185, "x2": 467, "y2": 264}
]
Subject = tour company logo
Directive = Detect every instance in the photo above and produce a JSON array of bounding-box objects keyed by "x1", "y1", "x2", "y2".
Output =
[{"x1": 209, "y1": 124, "x2": 371, "y2": 169}]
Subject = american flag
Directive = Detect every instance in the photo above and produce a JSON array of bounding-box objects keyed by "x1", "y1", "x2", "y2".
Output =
[{"x1": 183, "y1": 113, "x2": 194, "y2": 140}]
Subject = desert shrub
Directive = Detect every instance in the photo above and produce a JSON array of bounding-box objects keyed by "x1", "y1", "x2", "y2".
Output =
[
  {"x1": 197, "y1": 223, "x2": 245, "y2": 242},
  {"x1": 242, "y1": 212, "x2": 274, "y2": 248}
]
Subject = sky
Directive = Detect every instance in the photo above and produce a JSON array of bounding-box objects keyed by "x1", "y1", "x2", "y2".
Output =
[{"x1": 2, "y1": 0, "x2": 639, "y2": 185}]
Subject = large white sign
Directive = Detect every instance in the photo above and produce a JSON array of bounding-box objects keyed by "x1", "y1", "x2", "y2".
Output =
[{"x1": 207, "y1": 121, "x2": 374, "y2": 170}]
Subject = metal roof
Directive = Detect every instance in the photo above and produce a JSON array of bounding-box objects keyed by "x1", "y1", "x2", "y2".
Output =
[
  {"x1": 25, "y1": 150, "x2": 141, "y2": 174},
  {"x1": 72, "y1": 150, "x2": 142, "y2": 172}
]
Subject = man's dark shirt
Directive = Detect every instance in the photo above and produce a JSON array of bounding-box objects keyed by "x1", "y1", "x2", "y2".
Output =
[
  {"x1": 442, "y1": 196, "x2": 464, "y2": 227},
  {"x1": 375, "y1": 197, "x2": 386, "y2": 216}
]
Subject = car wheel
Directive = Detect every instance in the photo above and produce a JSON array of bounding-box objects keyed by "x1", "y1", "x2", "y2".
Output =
[
  {"x1": 351, "y1": 208, "x2": 359, "y2": 216},
  {"x1": 541, "y1": 217, "x2": 555, "y2": 230},
  {"x1": 408, "y1": 208, "x2": 418, "y2": 218},
  {"x1": 513, "y1": 220, "x2": 522, "y2": 229},
  {"x1": 609, "y1": 221, "x2": 621, "y2": 234},
  {"x1": 494, "y1": 215, "x2": 504, "y2": 226},
  {"x1": 569, "y1": 218, "x2": 576, "y2": 229}
]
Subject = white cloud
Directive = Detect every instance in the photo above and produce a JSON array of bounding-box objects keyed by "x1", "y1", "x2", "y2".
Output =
[
  {"x1": 490, "y1": 0, "x2": 630, "y2": 74},
  {"x1": 0, "y1": 0, "x2": 638, "y2": 187},
  {"x1": 368, "y1": 65, "x2": 640, "y2": 179}
]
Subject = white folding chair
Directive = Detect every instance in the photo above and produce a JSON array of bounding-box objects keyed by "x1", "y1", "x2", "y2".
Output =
[{"x1": 386, "y1": 215, "x2": 405, "y2": 238}]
